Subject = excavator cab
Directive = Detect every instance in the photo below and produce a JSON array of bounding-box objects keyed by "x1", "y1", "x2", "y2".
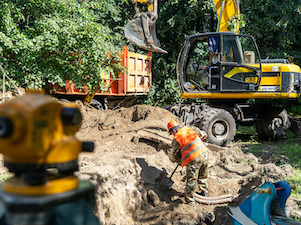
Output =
[
  {"x1": 177, "y1": 32, "x2": 262, "y2": 95},
  {"x1": 125, "y1": 0, "x2": 167, "y2": 54}
]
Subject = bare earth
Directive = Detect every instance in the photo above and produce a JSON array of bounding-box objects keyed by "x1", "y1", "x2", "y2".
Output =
[
  {"x1": 0, "y1": 100, "x2": 300, "y2": 224},
  {"x1": 75, "y1": 102, "x2": 300, "y2": 225}
]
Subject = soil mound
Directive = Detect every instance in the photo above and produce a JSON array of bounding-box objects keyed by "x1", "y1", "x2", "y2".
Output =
[
  {"x1": 0, "y1": 92, "x2": 299, "y2": 224},
  {"x1": 75, "y1": 103, "x2": 299, "y2": 225}
]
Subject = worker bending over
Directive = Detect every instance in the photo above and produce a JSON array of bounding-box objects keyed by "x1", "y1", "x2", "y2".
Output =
[{"x1": 167, "y1": 120, "x2": 209, "y2": 204}]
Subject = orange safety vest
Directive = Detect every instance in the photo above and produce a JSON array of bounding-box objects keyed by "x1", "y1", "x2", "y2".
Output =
[{"x1": 174, "y1": 127, "x2": 208, "y2": 167}]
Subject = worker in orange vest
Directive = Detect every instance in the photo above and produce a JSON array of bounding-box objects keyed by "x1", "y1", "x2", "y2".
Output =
[{"x1": 167, "y1": 120, "x2": 209, "y2": 204}]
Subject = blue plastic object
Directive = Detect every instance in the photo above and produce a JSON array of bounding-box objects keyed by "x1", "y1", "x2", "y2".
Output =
[{"x1": 227, "y1": 180, "x2": 300, "y2": 225}]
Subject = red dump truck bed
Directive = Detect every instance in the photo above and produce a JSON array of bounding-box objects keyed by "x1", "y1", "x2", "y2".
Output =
[{"x1": 47, "y1": 46, "x2": 152, "y2": 108}]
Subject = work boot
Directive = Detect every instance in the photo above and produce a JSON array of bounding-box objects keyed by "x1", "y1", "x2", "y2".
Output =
[
  {"x1": 185, "y1": 197, "x2": 197, "y2": 207},
  {"x1": 184, "y1": 193, "x2": 195, "y2": 205}
]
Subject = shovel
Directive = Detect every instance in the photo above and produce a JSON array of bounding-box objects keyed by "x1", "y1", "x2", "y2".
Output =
[{"x1": 165, "y1": 164, "x2": 180, "y2": 189}]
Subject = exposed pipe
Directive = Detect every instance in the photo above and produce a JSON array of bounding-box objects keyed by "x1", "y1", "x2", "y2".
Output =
[
  {"x1": 194, "y1": 193, "x2": 234, "y2": 204},
  {"x1": 194, "y1": 196, "x2": 233, "y2": 204},
  {"x1": 194, "y1": 193, "x2": 234, "y2": 200}
]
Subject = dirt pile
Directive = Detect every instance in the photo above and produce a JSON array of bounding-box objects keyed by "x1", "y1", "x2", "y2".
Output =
[{"x1": 74, "y1": 103, "x2": 300, "y2": 225}]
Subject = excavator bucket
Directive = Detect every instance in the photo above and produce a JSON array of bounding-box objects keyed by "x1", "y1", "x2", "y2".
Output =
[{"x1": 125, "y1": 13, "x2": 167, "y2": 54}]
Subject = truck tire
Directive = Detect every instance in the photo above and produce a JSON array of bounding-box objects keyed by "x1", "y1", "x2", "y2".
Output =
[
  {"x1": 255, "y1": 109, "x2": 289, "y2": 140},
  {"x1": 198, "y1": 108, "x2": 236, "y2": 146},
  {"x1": 180, "y1": 105, "x2": 195, "y2": 125},
  {"x1": 180, "y1": 106, "x2": 189, "y2": 124}
]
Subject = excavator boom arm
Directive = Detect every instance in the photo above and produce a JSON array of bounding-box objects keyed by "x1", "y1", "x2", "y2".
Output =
[
  {"x1": 213, "y1": 0, "x2": 240, "y2": 33},
  {"x1": 132, "y1": 0, "x2": 157, "y2": 20}
]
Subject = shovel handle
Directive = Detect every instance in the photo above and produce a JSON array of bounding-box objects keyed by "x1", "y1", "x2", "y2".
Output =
[
  {"x1": 165, "y1": 164, "x2": 180, "y2": 187},
  {"x1": 169, "y1": 164, "x2": 180, "y2": 179}
]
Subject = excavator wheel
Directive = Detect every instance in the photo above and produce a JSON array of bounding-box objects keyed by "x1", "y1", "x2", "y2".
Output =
[
  {"x1": 165, "y1": 104, "x2": 181, "y2": 117},
  {"x1": 198, "y1": 108, "x2": 236, "y2": 146},
  {"x1": 255, "y1": 109, "x2": 289, "y2": 140},
  {"x1": 179, "y1": 105, "x2": 202, "y2": 126},
  {"x1": 180, "y1": 105, "x2": 193, "y2": 125}
]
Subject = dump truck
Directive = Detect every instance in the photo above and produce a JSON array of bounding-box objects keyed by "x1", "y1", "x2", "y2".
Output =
[{"x1": 46, "y1": 46, "x2": 152, "y2": 110}]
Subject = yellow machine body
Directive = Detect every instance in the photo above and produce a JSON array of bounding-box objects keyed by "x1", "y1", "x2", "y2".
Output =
[
  {"x1": 177, "y1": 32, "x2": 301, "y2": 101},
  {"x1": 135, "y1": 0, "x2": 154, "y2": 11},
  {"x1": 180, "y1": 62, "x2": 301, "y2": 100},
  {"x1": 2, "y1": 175, "x2": 79, "y2": 195},
  {"x1": 0, "y1": 93, "x2": 86, "y2": 195},
  {"x1": 0, "y1": 94, "x2": 81, "y2": 164}
]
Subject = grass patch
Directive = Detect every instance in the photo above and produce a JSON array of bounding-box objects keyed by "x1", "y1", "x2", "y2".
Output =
[
  {"x1": 287, "y1": 169, "x2": 301, "y2": 199},
  {"x1": 235, "y1": 126, "x2": 301, "y2": 199}
]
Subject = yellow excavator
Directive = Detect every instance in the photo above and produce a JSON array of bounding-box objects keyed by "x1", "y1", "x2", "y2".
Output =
[{"x1": 126, "y1": 0, "x2": 301, "y2": 146}]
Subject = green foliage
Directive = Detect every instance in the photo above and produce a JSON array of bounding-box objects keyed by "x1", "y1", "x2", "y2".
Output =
[
  {"x1": 227, "y1": 13, "x2": 246, "y2": 33},
  {"x1": 289, "y1": 106, "x2": 301, "y2": 116},
  {"x1": 0, "y1": 0, "x2": 127, "y2": 91},
  {"x1": 156, "y1": 0, "x2": 217, "y2": 65},
  {"x1": 237, "y1": 126, "x2": 301, "y2": 199},
  {"x1": 143, "y1": 78, "x2": 183, "y2": 106},
  {"x1": 241, "y1": 0, "x2": 301, "y2": 65}
]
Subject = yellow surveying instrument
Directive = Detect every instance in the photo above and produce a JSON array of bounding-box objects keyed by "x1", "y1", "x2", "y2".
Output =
[{"x1": 0, "y1": 93, "x2": 100, "y2": 225}]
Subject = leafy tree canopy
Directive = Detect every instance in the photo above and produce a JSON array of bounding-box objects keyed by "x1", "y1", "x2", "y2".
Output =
[
  {"x1": 241, "y1": 0, "x2": 301, "y2": 65},
  {"x1": 0, "y1": 0, "x2": 128, "y2": 90}
]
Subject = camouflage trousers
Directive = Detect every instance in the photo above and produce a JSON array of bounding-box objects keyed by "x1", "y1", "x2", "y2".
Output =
[{"x1": 184, "y1": 151, "x2": 209, "y2": 200}]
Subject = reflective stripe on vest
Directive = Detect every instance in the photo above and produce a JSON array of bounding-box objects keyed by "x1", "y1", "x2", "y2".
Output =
[
  {"x1": 181, "y1": 139, "x2": 206, "y2": 162},
  {"x1": 174, "y1": 127, "x2": 208, "y2": 167}
]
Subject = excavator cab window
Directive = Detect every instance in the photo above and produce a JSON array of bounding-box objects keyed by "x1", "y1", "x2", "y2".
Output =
[
  {"x1": 222, "y1": 35, "x2": 244, "y2": 64},
  {"x1": 220, "y1": 34, "x2": 261, "y2": 91},
  {"x1": 182, "y1": 35, "x2": 221, "y2": 91},
  {"x1": 177, "y1": 33, "x2": 262, "y2": 93}
]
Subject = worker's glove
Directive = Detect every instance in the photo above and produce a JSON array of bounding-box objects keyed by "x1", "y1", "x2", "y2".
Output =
[{"x1": 199, "y1": 131, "x2": 207, "y2": 141}]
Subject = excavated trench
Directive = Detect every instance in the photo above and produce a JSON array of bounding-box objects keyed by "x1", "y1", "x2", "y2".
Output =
[{"x1": 73, "y1": 103, "x2": 300, "y2": 224}]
